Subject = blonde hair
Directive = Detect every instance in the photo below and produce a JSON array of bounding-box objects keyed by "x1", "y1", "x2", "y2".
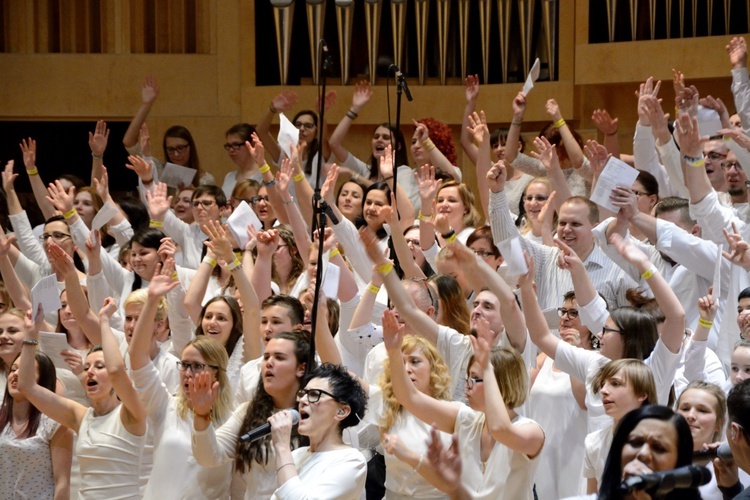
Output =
[
  {"x1": 520, "y1": 177, "x2": 551, "y2": 235},
  {"x1": 592, "y1": 358, "x2": 657, "y2": 404},
  {"x1": 677, "y1": 381, "x2": 727, "y2": 443},
  {"x1": 438, "y1": 181, "x2": 481, "y2": 228},
  {"x1": 176, "y1": 337, "x2": 233, "y2": 424},
  {"x1": 468, "y1": 347, "x2": 528, "y2": 408},
  {"x1": 378, "y1": 335, "x2": 452, "y2": 432},
  {"x1": 124, "y1": 289, "x2": 168, "y2": 321}
]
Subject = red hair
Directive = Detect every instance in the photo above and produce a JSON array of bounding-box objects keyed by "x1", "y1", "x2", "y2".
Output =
[{"x1": 420, "y1": 118, "x2": 457, "y2": 165}]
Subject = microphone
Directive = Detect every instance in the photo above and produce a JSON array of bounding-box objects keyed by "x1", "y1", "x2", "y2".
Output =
[
  {"x1": 619, "y1": 465, "x2": 711, "y2": 495},
  {"x1": 393, "y1": 65, "x2": 413, "y2": 102},
  {"x1": 693, "y1": 443, "x2": 733, "y2": 463},
  {"x1": 239, "y1": 409, "x2": 300, "y2": 443}
]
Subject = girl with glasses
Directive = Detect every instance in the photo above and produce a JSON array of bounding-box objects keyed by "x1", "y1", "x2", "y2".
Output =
[{"x1": 517, "y1": 177, "x2": 554, "y2": 245}]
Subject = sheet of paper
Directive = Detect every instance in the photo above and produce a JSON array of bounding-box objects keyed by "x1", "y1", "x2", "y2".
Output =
[
  {"x1": 497, "y1": 237, "x2": 528, "y2": 277},
  {"x1": 712, "y1": 244, "x2": 722, "y2": 301},
  {"x1": 39, "y1": 331, "x2": 74, "y2": 370},
  {"x1": 590, "y1": 157, "x2": 640, "y2": 213},
  {"x1": 542, "y1": 307, "x2": 560, "y2": 330},
  {"x1": 227, "y1": 201, "x2": 262, "y2": 248},
  {"x1": 321, "y1": 262, "x2": 340, "y2": 300},
  {"x1": 696, "y1": 106, "x2": 722, "y2": 138},
  {"x1": 31, "y1": 274, "x2": 62, "y2": 317},
  {"x1": 160, "y1": 162, "x2": 197, "y2": 188},
  {"x1": 277, "y1": 113, "x2": 300, "y2": 160},
  {"x1": 90, "y1": 201, "x2": 120, "y2": 231},
  {"x1": 521, "y1": 58, "x2": 541, "y2": 96}
]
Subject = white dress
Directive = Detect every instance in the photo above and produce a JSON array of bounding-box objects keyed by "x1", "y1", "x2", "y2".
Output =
[
  {"x1": 0, "y1": 414, "x2": 61, "y2": 499},
  {"x1": 583, "y1": 425, "x2": 614, "y2": 490},
  {"x1": 454, "y1": 405, "x2": 541, "y2": 500},
  {"x1": 75, "y1": 405, "x2": 145, "y2": 500},
  {"x1": 528, "y1": 357, "x2": 587, "y2": 499},
  {"x1": 271, "y1": 446, "x2": 367, "y2": 500},
  {"x1": 132, "y1": 362, "x2": 232, "y2": 499}
]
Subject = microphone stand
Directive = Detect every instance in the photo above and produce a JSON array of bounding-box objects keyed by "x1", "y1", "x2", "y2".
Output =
[{"x1": 308, "y1": 39, "x2": 336, "y2": 372}]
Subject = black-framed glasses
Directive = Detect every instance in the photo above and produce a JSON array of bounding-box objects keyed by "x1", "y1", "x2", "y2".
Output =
[
  {"x1": 706, "y1": 151, "x2": 727, "y2": 162},
  {"x1": 250, "y1": 195, "x2": 270, "y2": 205},
  {"x1": 297, "y1": 388, "x2": 338, "y2": 403},
  {"x1": 166, "y1": 144, "x2": 189, "y2": 155},
  {"x1": 721, "y1": 161, "x2": 742, "y2": 171},
  {"x1": 176, "y1": 360, "x2": 219, "y2": 373},
  {"x1": 224, "y1": 142, "x2": 245, "y2": 151},
  {"x1": 601, "y1": 326, "x2": 622, "y2": 335},
  {"x1": 524, "y1": 195, "x2": 548, "y2": 203},
  {"x1": 192, "y1": 199, "x2": 217, "y2": 208},
  {"x1": 294, "y1": 122, "x2": 316, "y2": 130},
  {"x1": 465, "y1": 377, "x2": 483, "y2": 389},
  {"x1": 557, "y1": 307, "x2": 579, "y2": 319},
  {"x1": 40, "y1": 231, "x2": 72, "y2": 243},
  {"x1": 631, "y1": 190, "x2": 650, "y2": 197}
]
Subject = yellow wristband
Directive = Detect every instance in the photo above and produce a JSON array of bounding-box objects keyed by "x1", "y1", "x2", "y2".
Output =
[
  {"x1": 367, "y1": 283, "x2": 381, "y2": 294},
  {"x1": 63, "y1": 208, "x2": 77, "y2": 220},
  {"x1": 377, "y1": 262, "x2": 394, "y2": 275},
  {"x1": 553, "y1": 118, "x2": 566, "y2": 129},
  {"x1": 227, "y1": 257, "x2": 242, "y2": 271},
  {"x1": 698, "y1": 318, "x2": 714, "y2": 328},
  {"x1": 641, "y1": 267, "x2": 656, "y2": 280},
  {"x1": 445, "y1": 233, "x2": 458, "y2": 243},
  {"x1": 26, "y1": 168, "x2": 38, "y2": 176},
  {"x1": 329, "y1": 248, "x2": 340, "y2": 259},
  {"x1": 422, "y1": 138, "x2": 436, "y2": 152},
  {"x1": 418, "y1": 211, "x2": 432, "y2": 222},
  {"x1": 170, "y1": 272, "x2": 178, "y2": 281},
  {"x1": 293, "y1": 172, "x2": 305, "y2": 182},
  {"x1": 259, "y1": 164, "x2": 271, "y2": 174},
  {"x1": 202, "y1": 257, "x2": 217, "y2": 268},
  {"x1": 149, "y1": 219, "x2": 164, "y2": 228}
]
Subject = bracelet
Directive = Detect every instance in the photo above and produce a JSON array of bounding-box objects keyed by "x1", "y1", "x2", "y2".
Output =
[
  {"x1": 227, "y1": 257, "x2": 242, "y2": 271},
  {"x1": 683, "y1": 155, "x2": 706, "y2": 168},
  {"x1": 511, "y1": 120, "x2": 523, "y2": 126},
  {"x1": 259, "y1": 164, "x2": 271, "y2": 174},
  {"x1": 26, "y1": 167, "x2": 38, "y2": 176},
  {"x1": 63, "y1": 208, "x2": 77, "y2": 220},
  {"x1": 444, "y1": 233, "x2": 457, "y2": 243},
  {"x1": 282, "y1": 197, "x2": 294, "y2": 206},
  {"x1": 269, "y1": 104, "x2": 279, "y2": 114},
  {"x1": 277, "y1": 462, "x2": 295, "y2": 473},
  {"x1": 149, "y1": 219, "x2": 164, "y2": 228},
  {"x1": 263, "y1": 178, "x2": 276, "y2": 187},
  {"x1": 142, "y1": 178, "x2": 154, "y2": 186},
  {"x1": 412, "y1": 454, "x2": 425, "y2": 476},
  {"x1": 22, "y1": 339, "x2": 39, "y2": 346},
  {"x1": 377, "y1": 262, "x2": 394, "y2": 275},
  {"x1": 193, "y1": 408, "x2": 212, "y2": 421},
  {"x1": 422, "y1": 138, "x2": 436, "y2": 152},
  {"x1": 367, "y1": 283, "x2": 381, "y2": 294},
  {"x1": 202, "y1": 257, "x2": 217, "y2": 268},
  {"x1": 441, "y1": 228, "x2": 456, "y2": 241},
  {"x1": 346, "y1": 109, "x2": 358, "y2": 120},
  {"x1": 91, "y1": 153, "x2": 103, "y2": 159},
  {"x1": 641, "y1": 267, "x2": 656, "y2": 280},
  {"x1": 698, "y1": 318, "x2": 714, "y2": 329},
  {"x1": 605, "y1": 130, "x2": 619, "y2": 137},
  {"x1": 553, "y1": 118, "x2": 566, "y2": 129},
  {"x1": 418, "y1": 211, "x2": 432, "y2": 222},
  {"x1": 329, "y1": 247, "x2": 340, "y2": 259},
  {"x1": 293, "y1": 172, "x2": 305, "y2": 183}
]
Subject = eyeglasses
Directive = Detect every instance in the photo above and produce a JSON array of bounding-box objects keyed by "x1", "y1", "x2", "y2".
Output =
[
  {"x1": 224, "y1": 142, "x2": 245, "y2": 151},
  {"x1": 465, "y1": 376, "x2": 483, "y2": 389},
  {"x1": 166, "y1": 144, "x2": 189, "y2": 155},
  {"x1": 250, "y1": 195, "x2": 269, "y2": 205},
  {"x1": 706, "y1": 151, "x2": 728, "y2": 162},
  {"x1": 601, "y1": 326, "x2": 622, "y2": 335},
  {"x1": 524, "y1": 195, "x2": 548, "y2": 202},
  {"x1": 557, "y1": 307, "x2": 580, "y2": 319},
  {"x1": 294, "y1": 122, "x2": 316, "y2": 130},
  {"x1": 721, "y1": 161, "x2": 742, "y2": 172},
  {"x1": 631, "y1": 190, "x2": 651, "y2": 197},
  {"x1": 192, "y1": 199, "x2": 217, "y2": 208},
  {"x1": 40, "y1": 231, "x2": 72, "y2": 243},
  {"x1": 473, "y1": 250, "x2": 495, "y2": 258},
  {"x1": 405, "y1": 238, "x2": 420, "y2": 247},
  {"x1": 297, "y1": 387, "x2": 337, "y2": 403},
  {"x1": 176, "y1": 360, "x2": 219, "y2": 373}
]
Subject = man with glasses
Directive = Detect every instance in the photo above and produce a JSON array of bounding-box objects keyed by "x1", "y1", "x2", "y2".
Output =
[
  {"x1": 721, "y1": 152, "x2": 750, "y2": 208},
  {"x1": 147, "y1": 183, "x2": 232, "y2": 269},
  {"x1": 714, "y1": 379, "x2": 750, "y2": 498},
  {"x1": 703, "y1": 138, "x2": 730, "y2": 200}
]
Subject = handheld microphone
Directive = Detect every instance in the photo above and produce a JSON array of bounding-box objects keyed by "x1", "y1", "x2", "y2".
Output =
[
  {"x1": 619, "y1": 465, "x2": 711, "y2": 495},
  {"x1": 239, "y1": 409, "x2": 300, "y2": 443},
  {"x1": 393, "y1": 65, "x2": 413, "y2": 102},
  {"x1": 693, "y1": 443, "x2": 733, "y2": 463}
]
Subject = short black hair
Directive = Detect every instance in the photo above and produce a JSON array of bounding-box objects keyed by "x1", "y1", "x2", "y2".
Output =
[
  {"x1": 193, "y1": 185, "x2": 228, "y2": 208},
  {"x1": 262, "y1": 295, "x2": 305, "y2": 328},
  {"x1": 728, "y1": 379, "x2": 750, "y2": 438},
  {"x1": 302, "y1": 363, "x2": 367, "y2": 431}
]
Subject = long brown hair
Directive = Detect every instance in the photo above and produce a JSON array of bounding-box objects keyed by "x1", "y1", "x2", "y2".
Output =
[{"x1": 0, "y1": 352, "x2": 57, "y2": 439}]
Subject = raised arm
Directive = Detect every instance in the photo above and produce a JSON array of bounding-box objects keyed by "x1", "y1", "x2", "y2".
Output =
[
  {"x1": 383, "y1": 200, "x2": 425, "y2": 280},
  {"x1": 89, "y1": 120, "x2": 110, "y2": 183},
  {"x1": 0, "y1": 233, "x2": 30, "y2": 312},
  {"x1": 416, "y1": 164, "x2": 442, "y2": 253},
  {"x1": 92, "y1": 166, "x2": 125, "y2": 228},
  {"x1": 122, "y1": 76, "x2": 159, "y2": 150},
  {"x1": 256, "y1": 90, "x2": 298, "y2": 163},
  {"x1": 250, "y1": 133, "x2": 290, "y2": 226},
  {"x1": 460, "y1": 75, "x2": 481, "y2": 165},
  {"x1": 330, "y1": 81, "x2": 373, "y2": 163},
  {"x1": 276, "y1": 157, "x2": 311, "y2": 262},
  {"x1": 545, "y1": 99, "x2": 585, "y2": 169},
  {"x1": 517, "y1": 253, "x2": 561, "y2": 358},
  {"x1": 678, "y1": 113, "x2": 712, "y2": 204},
  {"x1": 183, "y1": 244, "x2": 218, "y2": 324},
  {"x1": 19, "y1": 139, "x2": 56, "y2": 220},
  {"x1": 466, "y1": 111, "x2": 492, "y2": 218},
  {"x1": 505, "y1": 91, "x2": 526, "y2": 165},
  {"x1": 591, "y1": 109, "x2": 620, "y2": 159},
  {"x1": 413, "y1": 120, "x2": 460, "y2": 182},
  {"x1": 530, "y1": 137, "x2": 572, "y2": 211},
  {"x1": 251, "y1": 229, "x2": 280, "y2": 303},
  {"x1": 379, "y1": 145, "x2": 415, "y2": 231},
  {"x1": 349, "y1": 266, "x2": 382, "y2": 330},
  {"x1": 583, "y1": 140, "x2": 614, "y2": 220}
]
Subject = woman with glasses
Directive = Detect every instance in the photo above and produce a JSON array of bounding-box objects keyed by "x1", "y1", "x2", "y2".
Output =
[
  {"x1": 129, "y1": 272, "x2": 234, "y2": 499},
  {"x1": 516, "y1": 178, "x2": 553, "y2": 244},
  {"x1": 191, "y1": 330, "x2": 313, "y2": 499},
  {"x1": 221, "y1": 123, "x2": 262, "y2": 198},
  {"x1": 628, "y1": 171, "x2": 660, "y2": 241},
  {"x1": 229, "y1": 180, "x2": 261, "y2": 211}
]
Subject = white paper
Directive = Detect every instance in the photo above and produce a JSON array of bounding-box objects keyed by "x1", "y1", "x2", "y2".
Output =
[
  {"x1": 696, "y1": 106, "x2": 723, "y2": 138},
  {"x1": 321, "y1": 262, "x2": 340, "y2": 300},
  {"x1": 39, "y1": 331, "x2": 74, "y2": 370},
  {"x1": 590, "y1": 157, "x2": 640, "y2": 213},
  {"x1": 521, "y1": 58, "x2": 541, "y2": 96},
  {"x1": 497, "y1": 237, "x2": 528, "y2": 277},
  {"x1": 712, "y1": 244, "x2": 722, "y2": 301},
  {"x1": 160, "y1": 162, "x2": 197, "y2": 188},
  {"x1": 277, "y1": 113, "x2": 300, "y2": 160},
  {"x1": 31, "y1": 275, "x2": 62, "y2": 317},
  {"x1": 227, "y1": 201, "x2": 262, "y2": 248},
  {"x1": 91, "y1": 201, "x2": 120, "y2": 231}
]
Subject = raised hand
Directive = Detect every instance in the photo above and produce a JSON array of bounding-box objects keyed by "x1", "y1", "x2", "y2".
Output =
[
  {"x1": 639, "y1": 95, "x2": 670, "y2": 136},
  {"x1": 636, "y1": 76, "x2": 663, "y2": 126},
  {"x1": 718, "y1": 127, "x2": 750, "y2": 151},
  {"x1": 412, "y1": 120, "x2": 429, "y2": 144},
  {"x1": 591, "y1": 109, "x2": 618, "y2": 136},
  {"x1": 727, "y1": 36, "x2": 748, "y2": 69},
  {"x1": 486, "y1": 161, "x2": 507, "y2": 193},
  {"x1": 416, "y1": 164, "x2": 440, "y2": 206},
  {"x1": 316, "y1": 89, "x2": 337, "y2": 114},
  {"x1": 359, "y1": 226, "x2": 389, "y2": 266},
  {"x1": 125, "y1": 155, "x2": 154, "y2": 180},
  {"x1": 2, "y1": 160, "x2": 17, "y2": 194},
  {"x1": 84, "y1": 229, "x2": 101, "y2": 261},
  {"x1": 512, "y1": 92, "x2": 527, "y2": 118},
  {"x1": 320, "y1": 163, "x2": 340, "y2": 203},
  {"x1": 19, "y1": 138, "x2": 37, "y2": 171},
  {"x1": 256, "y1": 229, "x2": 280, "y2": 257},
  {"x1": 466, "y1": 111, "x2": 489, "y2": 146},
  {"x1": 246, "y1": 132, "x2": 266, "y2": 167},
  {"x1": 538, "y1": 190, "x2": 557, "y2": 226},
  {"x1": 61, "y1": 349, "x2": 83, "y2": 375},
  {"x1": 48, "y1": 242, "x2": 76, "y2": 276},
  {"x1": 583, "y1": 140, "x2": 610, "y2": 180},
  {"x1": 203, "y1": 220, "x2": 235, "y2": 264},
  {"x1": 554, "y1": 236, "x2": 584, "y2": 271},
  {"x1": 46, "y1": 180, "x2": 75, "y2": 214},
  {"x1": 468, "y1": 316, "x2": 492, "y2": 369},
  {"x1": 545, "y1": 99, "x2": 562, "y2": 122},
  {"x1": 99, "y1": 297, "x2": 118, "y2": 319},
  {"x1": 245, "y1": 224, "x2": 258, "y2": 252},
  {"x1": 610, "y1": 186, "x2": 639, "y2": 222},
  {"x1": 271, "y1": 90, "x2": 298, "y2": 113},
  {"x1": 189, "y1": 371, "x2": 219, "y2": 417},
  {"x1": 382, "y1": 308, "x2": 405, "y2": 354},
  {"x1": 674, "y1": 113, "x2": 707, "y2": 159},
  {"x1": 379, "y1": 144, "x2": 395, "y2": 179},
  {"x1": 157, "y1": 237, "x2": 177, "y2": 262},
  {"x1": 92, "y1": 166, "x2": 112, "y2": 203},
  {"x1": 88, "y1": 120, "x2": 110, "y2": 157},
  {"x1": 465, "y1": 74, "x2": 480, "y2": 104},
  {"x1": 0, "y1": 232, "x2": 17, "y2": 259},
  {"x1": 433, "y1": 214, "x2": 451, "y2": 236},
  {"x1": 675, "y1": 84, "x2": 699, "y2": 116},
  {"x1": 148, "y1": 258, "x2": 180, "y2": 298},
  {"x1": 426, "y1": 427, "x2": 462, "y2": 492},
  {"x1": 722, "y1": 222, "x2": 750, "y2": 271},
  {"x1": 141, "y1": 75, "x2": 160, "y2": 104},
  {"x1": 145, "y1": 182, "x2": 173, "y2": 221},
  {"x1": 700, "y1": 95, "x2": 731, "y2": 128},
  {"x1": 610, "y1": 233, "x2": 649, "y2": 267},
  {"x1": 139, "y1": 123, "x2": 153, "y2": 157},
  {"x1": 352, "y1": 80, "x2": 373, "y2": 110},
  {"x1": 530, "y1": 136, "x2": 560, "y2": 173},
  {"x1": 697, "y1": 288, "x2": 718, "y2": 321}
]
